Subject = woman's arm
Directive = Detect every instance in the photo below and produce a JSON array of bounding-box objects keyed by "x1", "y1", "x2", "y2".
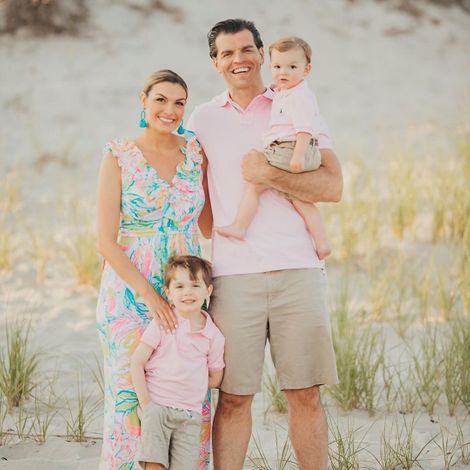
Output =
[
  {"x1": 241, "y1": 148, "x2": 343, "y2": 204},
  {"x1": 96, "y1": 154, "x2": 177, "y2": 332},
  {"x1": 197, "y1": 152, "x2": 213, "y2": 238},
  {"x1": 130, "y1": 343, "x2": 154, "y2": 407}
]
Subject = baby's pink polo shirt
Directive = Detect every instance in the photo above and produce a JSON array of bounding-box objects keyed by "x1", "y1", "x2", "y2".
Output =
[
  {"x1": 263, "y1": 80, "x2": 331, "y2": 147},
  {"x1": 188, "y1": 87, "x2": 332, "y2": 277},
  {"x1": 140, "y1": 311, "x2": 225, "y2": 413}
]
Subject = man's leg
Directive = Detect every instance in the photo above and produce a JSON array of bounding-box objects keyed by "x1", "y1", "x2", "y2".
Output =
[
  {"x1": 284, "y1": 386, "x2": 328, "y2": 470},
  {"x1": 213, "y1": 392, "x2": 254, "y2": 469},
  {"x1": 267, "y1": 268, "x2": 338, "y2": 470},
  {"x1": 209, "y1": 273, "x2": 269, "y2": 469}
]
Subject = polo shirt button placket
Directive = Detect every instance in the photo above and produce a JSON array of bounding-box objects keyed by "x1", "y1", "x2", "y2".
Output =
[{"x1": 241, "y1": 109, "x2": 253, "y2": 127}]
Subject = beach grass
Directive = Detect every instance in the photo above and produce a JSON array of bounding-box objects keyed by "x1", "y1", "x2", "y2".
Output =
[
  {"x1": 409, "y1": 325, "x2": 442, "y2": 416},
  {"x1": 14, "y1": 403, "x2": 33, "y2": 439},
  {"x1": 247, "y1": 431, "x2": 297, "y2": 469},
  {"x1": 382, "y1": 363, "x2": 418, "y2": 414},
  {"x1": 1, "y1": 168, "x2": 22, "y2": 213},
  {"x1": 263, "y1": 370, "x2": 288, "y2": 416},
  {"x1": 434, "y1": 423, "x2": 464, "y2": 469},
  {"x1": 328, "y1": 417, "x2": 365, "y2": 470},
  {"x1": 63, "y1": 374, "x2": 100, "y2": 442},
  {"x1": 387, "y1": 156, "x2": 417, "y2": 240},
  {"x1": 60, "y1": 200, "x2": 102, "y2": 288},
  {"x1": 444, "y1": 316, "x2": 470, "y2": 414},
  {"x1": 455, "y1": 418, "x2": 470, "y2": 465},
  {"x1": 328, "y1": 326, "x2": 384, "y2": 415},
  {"x1": 64, "y1": 229, "x2": 102, "y2": 288},
  {"x1": 27, "y1": 227, "x2": 53, "y2": 285},
  {"x1": 0, "y1": 226, "x2": 12, "y2": 271},
  {"x1": 87, "y1": 354, "x2": 105, "y2": 402},
  {"x1": 31, "y1": 387, "x2": 58, "y2": 443},
  {"x1": 0, "y1": 320, "x2": 40, "y2": 411},
  {"x1": 0, "y1": 396, "x2": 7, "y2": 445},
  {"x1": 372, "y1": 415, "x2": 436, "y2": 470}
]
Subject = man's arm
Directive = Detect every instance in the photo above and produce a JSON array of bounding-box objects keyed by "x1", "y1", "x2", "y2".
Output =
[{"x1": 241, "y1": 148, "x2": 343, "y2": 204}]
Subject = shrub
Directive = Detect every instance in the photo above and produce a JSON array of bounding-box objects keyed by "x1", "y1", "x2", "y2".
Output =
[{"x1": 2, "y1": 0, "x2": 88, "y2": 36}]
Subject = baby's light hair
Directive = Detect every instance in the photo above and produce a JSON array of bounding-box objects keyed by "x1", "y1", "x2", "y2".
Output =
[
  {"x1": 269, "y1": 36, "x2": 312, "y2": 64},
  {"x1": 164, "y1": 255, "x2": 212, "y2": 288}
]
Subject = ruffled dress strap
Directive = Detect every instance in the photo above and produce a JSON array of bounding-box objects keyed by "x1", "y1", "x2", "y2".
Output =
[{"x1": 102, "y1": 139, "x2": 136, "y2": 169}]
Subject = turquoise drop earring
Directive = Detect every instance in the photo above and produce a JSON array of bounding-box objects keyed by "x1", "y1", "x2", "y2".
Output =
[
  {"x1": 139, "y1": 109, "x2": 148, "y2": 128},
  {"x1": 177, "y1": 120, "x2": 185, "y2": 135}
]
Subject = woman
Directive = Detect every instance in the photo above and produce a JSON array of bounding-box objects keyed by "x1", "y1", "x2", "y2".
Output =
[{"x1": 96, "y1": 69, "x2": 212, "y2": 469}]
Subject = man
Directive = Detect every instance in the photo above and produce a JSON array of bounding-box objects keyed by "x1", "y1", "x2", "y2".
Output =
[{"x1": 187, "y1": 19, "x2": 342, "y2": 470}]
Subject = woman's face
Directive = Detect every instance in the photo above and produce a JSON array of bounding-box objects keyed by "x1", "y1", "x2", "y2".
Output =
[{"x1": 141, "y1": 81, "x2": 187, "y2": 133}]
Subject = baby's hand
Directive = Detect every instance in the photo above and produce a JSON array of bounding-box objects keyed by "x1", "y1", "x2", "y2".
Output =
[{"x1": 290, "y1": 159, "x2": 304, "y2": 173}]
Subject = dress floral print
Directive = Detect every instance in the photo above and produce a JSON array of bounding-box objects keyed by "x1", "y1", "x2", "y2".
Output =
[{"x1": 96, "y1": 133, "x2": 210, "y2": 469}]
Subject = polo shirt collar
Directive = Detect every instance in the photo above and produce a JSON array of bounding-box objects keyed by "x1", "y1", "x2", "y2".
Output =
[
  {"x1": 214, "y1": 87, "x2": 274, "y2": 108},
  {"x1": 174, "y1": 309, "x2": 215, "y2": 338},
  {"x1": 278, "y1": 79, "x2": 307, "y2": 96}
]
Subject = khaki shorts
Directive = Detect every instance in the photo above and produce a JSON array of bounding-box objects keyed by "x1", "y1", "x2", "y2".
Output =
[
  {"x1": 136, "y1": 402, "x2": 201, "y2": 469},
  {"x1": 264, "y1": 139, "x2": 321, "y2": 173},
  {"x1": 209, "y1": 268, "x2": 338, "y2": 395}
]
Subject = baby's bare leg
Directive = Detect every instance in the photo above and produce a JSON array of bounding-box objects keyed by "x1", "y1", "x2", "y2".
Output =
[
  {"x1": 216, "y1": 183, "x2": 267, "y2": 240},
  {"x1": 291, "y1": 199, "x2": 331, "y2": 260}
]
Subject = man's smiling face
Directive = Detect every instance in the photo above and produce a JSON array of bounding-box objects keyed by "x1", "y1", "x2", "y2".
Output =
[{"x1": 212, "y1": 29, "x2": 264, "y2": 91}]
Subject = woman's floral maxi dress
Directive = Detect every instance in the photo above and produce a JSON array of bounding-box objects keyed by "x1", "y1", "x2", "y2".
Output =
[{"x1": 96, "y1": 134, "x2": 211, "y2": 469}]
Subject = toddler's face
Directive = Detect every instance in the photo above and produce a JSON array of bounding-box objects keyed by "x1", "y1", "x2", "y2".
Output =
[
  {"x1": 270, "y1": 47, "x2": 311, "y2": 91},
  {"x1": 166, "y1": 268, "x2": 212, "y2": 314}
]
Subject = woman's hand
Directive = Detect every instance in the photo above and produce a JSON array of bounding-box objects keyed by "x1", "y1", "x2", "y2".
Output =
[{"x1": 142, "y1": 290, "x2": 177, "y2": 333}]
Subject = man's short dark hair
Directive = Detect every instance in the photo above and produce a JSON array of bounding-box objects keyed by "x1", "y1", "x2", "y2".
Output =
[{"x1": 207, "y1": 18, "x2": 263, "y2": 58}]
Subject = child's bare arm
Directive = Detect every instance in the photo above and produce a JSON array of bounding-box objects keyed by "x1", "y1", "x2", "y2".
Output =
[
  {"x1": 290, "y1": 132, "x2": 313, "y2": 172},
  {"x1": 208, "y1": 369, "x2": 224, "y2": 389},
  {"x1": 130, "y1": 343, "x2": 154, "y2": 407}
]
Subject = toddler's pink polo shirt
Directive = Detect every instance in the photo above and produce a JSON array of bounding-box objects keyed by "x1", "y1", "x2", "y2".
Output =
[
  {"x1": 140, "y1": 312, "x2": 225, "y2": 413},
  {"x1": 188, "y1": 88, "x2": 333, "y2": 277},
  {"x1": 263, "y1": 80, "x2": 331, "y2": 147}
]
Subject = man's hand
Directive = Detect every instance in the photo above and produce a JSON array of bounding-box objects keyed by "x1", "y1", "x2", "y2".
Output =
[{"x1": 241, "y1": 149, "x2": 272, "y2": 185}]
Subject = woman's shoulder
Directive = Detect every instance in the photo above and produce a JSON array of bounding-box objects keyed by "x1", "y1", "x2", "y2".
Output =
[
  {"x1": 102, "y1": 139, "x2": 142, "y2": 171},
  {"x1": 102, "y1": 138, "x2": 136, "y2": 157}
]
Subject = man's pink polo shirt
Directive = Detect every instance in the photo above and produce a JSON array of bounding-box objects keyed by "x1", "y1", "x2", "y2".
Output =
[
  {"x1": 187, "y1": 88, "x2": 333, "y2": 277},
  {"x1": 140, "y1": 311, "x2": 225, "y2": 413}
]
